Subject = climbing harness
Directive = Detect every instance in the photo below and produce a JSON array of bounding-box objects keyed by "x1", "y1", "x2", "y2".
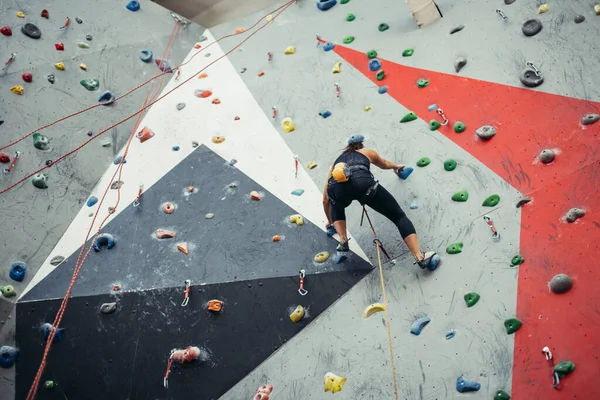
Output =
[
  {"x1": 526, "y1": 61, "x2": 542, "y2": 77},
  {"x1": 2, "y1": 53, "x2": 16, "y2": 72},
  {"x1": 496, "y1": 9, "x2": 508, "y2": 21},
  {"x1": 164, "y1": 346, "x2": 200, "y2": 388},
  {"x1": 272, "y1": 106, "x2": 277, "y2": 119},
  {"x1": 436, "y1": 108, "x2": 449, "y2": 126},
  {"x1": 542, "y1": 346, "x2": 560, "y2": 389},
  {"x1": 133, "y1": 184, "x2": 143, "y2": 207},
  {"x1": 334, "y1": 83, "x2": 340, "y2": 98},
  {"x1": 59, "y1": 17, "x2": 71, "y2": 30},
  {"x1": 3, "y1": 151, "x2": 20, "y2": 174},
  {"x1": 181, "y1": 279, "x2": 191, "y2": 306},
  {"x1": 298, "y1": 269, "x2": 308, "y2": 295},
  {"x1": 294, "y1": 155, "x2": 299, "y2": 178},
  {"x1": 483, "y1": 215, "x2": 500, "y2": 240},
  {"x1": 268, "y1": 52, "x2": 273, "y2": 62}
]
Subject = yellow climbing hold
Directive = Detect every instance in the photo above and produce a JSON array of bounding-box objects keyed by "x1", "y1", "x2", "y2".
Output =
[
  {"x1": 289, "y1": 305, "x2": 305, "y2": 322},
  {"x1": 595, "y1": 4, "x2": 600, "y2": 15},
  {"x1": 281, "y1": 117, "x2": 295, "y2": 133},
  {"x1": 324, "y1": 372, "x2": 347, "y2": 394},
  {"x1": 54, "y1": 62, "x2": 65, "y2": 71},
  {"x1": 314, "y1": 251, "x2": 330, "y2": 263},
  {"x1": 538, "y1": 4, "x2": 549, "y2": 13},
  {"x1": 266, "y1": 14, "x2": 273, "y2": 23},
  {"x1": 290, "y1": 214, "x2": 304, "y2": 225},
  {"x1": 16, "y1": 11, "x2": 25, "y2": 18},
  {"x1": 79, "y1": 64, "x2": 87, "y2": 70},
  {"x1": 307, "y1": 161, "x2": 317, "y2": 169},
  {"x1": 10, "y1": 85, "x2": 24, "y2": 95},
  {"x1": 363, "y1": 303, "x2": 386, "y2": 318},
  {"x1": 284, "y1": 46, "x2": 296, "y2": 55},
  {"x1": 364, "y1": 106, "x2": 372, "y2": 112},
  {"x1": 332, "y1": 62, "x2": 342, "y2": 73}
]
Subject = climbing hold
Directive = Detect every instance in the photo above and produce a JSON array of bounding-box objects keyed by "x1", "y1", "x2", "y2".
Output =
[
  {"x1": 257, "y1": 71, "x2": 264, "y2": 76},
  {"x1": 444, "y1": 159, "x2": 457, "y2": 171},
  {"x1": 212, "y1": 99, "x2": 221, "y2": 104},
  {"x1": 538, "y1": 4, "x2": 549, "y2": 13},
  {"x1": 446, "y1": 242, "x2": 463, "y2": 254},
  {"x1": 429, "y1": 120, "x2": 441, "y2": 131},
  {"x1": 204, "y1": 213, "x2": 214, "y2": 219},
  {"x1": 378, "y1": 86, "x2": 388, "y2": 94},
  {"x1": 520, "y1": 66, "x2": 544, "y2": 87},
  {"x1": 41, "y1": 9, "x2": 49, "y2": 18},
  {"x1": 79, "y1": 64, "x2": 87, "y2": 71},
  {"x1": 0, "y1": 152, "x2": 9, "y2": 163},
  {"x1": 314, "y1": 251, "x2": 330, "y2": 263},
  {"x1": 565, "y1": 207, "x2": 585, "y2": 222},
  {"x1": 162, "y1": 202, "x2": 175, "y2": 214},
  {"x1": 416, "y1": 157, "x2": 430, "y2": 167},
  {"x1": 32, "y1": 173, "x2": 49, "y2": 189},
  {"x1": 93, "y1": 233, "x2": 116, "y2": 251},
  {"x1": 194, "y1": 89, "x2": 212, "y2": 98},
  {"x1": 376, "y1": 70, "x2": 385, "y2": 81},
  {"x1": 0, "y1": 26, "x2": 11, "y2": 36},
  {"x1": 0, "y1": 285, "x2": 16, "y2": 297},
  {"x1": 324, "y1": 372, "x2": 347, "y2": 393},
  {"x1": 596, "y1": 4, "x2": 600, "y2": 15},
  {"x1": 50, "y1": 256, "x2": 65, "y2": 266},
  {"x1": 464, "y1": 292, "x2": 480, "y2": 307},
  {"x1": 177, "y1": 242, "x2": 189, "y2": 255},
  {"x1": 323, "y1": 42, "x2": 335, "y2": 51},
  {"x1": 0, "y1": 346, "x2": 19, "y2": 368},
  {"x1": 136, "y1": 127, "x2": 154, "y2": 143},
  {"x1": 234, "y1": 28, "x2": 245, "y2": 34},
  {"x1": 291, "y1": 189, "x2": 304, "y2": 196},
  {"x1": 198, "y1": 73, "x2": 208, "y2": 79},
  {"x1": 363, "y1": 303, "x2": 386, "y2": 318},
  {"x1": 378, "y1": 23, "x2": 389, "y2": 32},
  {"x1": 368, "y1": 59, "x2": 382, "y2": 71},
  {"x1": 343, "y1": 36, "x2": 354, "y2": 44},
  {"x1": 44, "y1": 381, "x2": 55, "y2": 390},
  {"x1": 290, "y1": 214, "x2": 304, "y2": 226},
  {"x1": 156, "y1": 229, "x2": 175, "y2": 239},
  {"x1": 21, "y1": 23, "x2": 41, "y2": 39},
  {"x1": 100, "y1": 302, "x2": 117, "y2": 314},
  {"x1": 399, "y1": 49, "x2": 413, "y2": 58},
  {"x1": 494, "y1": 390, "x2": 511, "y2": 400},
  {"x1": 306, "y1": 162, "x2": 317, "y2": 170},
  {"x1": 366, "y1": 50, "x2": 377, "y2": 59},
  {"x1": 445, "y1": 329, "x2": 456, "y2": 340},
  {"x1": 80, "y1": 79, "x2": 99, "y2": 91},
  {"x1": 85, "y1": 34, "x2": 92, "y2": 41},
  {"x1": 55, "y1": 43, "x2": 65, "y2": 51},
  {"x1": 87, "y1": 196, "x2": 98, "y2": 207},
  {"x1": 250, "y1": 191, "x2": 261, "y2": 201},
  {"x1": 77, "y1": 42, "x2": 91, "y2": 49},
  {"x1": 364, "y1": 106, "x2": 372, "y2": 112},
  {"x1": 510, "y1": 254, "x2": 524, "y2": 267},
  {"x1": 504, "y1": 317, "x2": 522, "y2": 334},
  {"x1": 272, "y1": 235, "x2": 281, "y2": 242},
  {"x1": 522, "y1": 19, "x2": 543, "y2": 36},
  {"x1": 176, "y1": 103, "x2": 186, "y2": 111},
  {"x1": 281, "y1": 117, "x2": 295, "y2": 133},
  {"x1": 16, "y1": 11, "x2": 25, "y2": 18},
  {"x1": 126, "y1": 1, "x2": 140, "y2": 11},
  {"x1": 76, "y1": 17, "x2": 83, "y2": 23},
  {"x1": 9, "y1": 262, "x2": 26, "y2": 282},
  {"x1": 574, "y1": 15, "x2": 585, "y2": 23},
  {"x1": 211, "y1": 136, "x2": 225, "y2": 144},
  {"x1": 284, "y1": 46, "x2": 295, "y2": 55},
  {"x1": 456, "y1": 376, "x2": 481, "y2": 393},
  {"x1": 346, "y1": 13, "x2": 355, "y2": 21},
  {"x1": 581, "y1": 113, "x2": 600, "y2": 125},
  {"x1": 449, "y1": 25, "x2": 465, "y2": 34},
  {"x1": 554, "y1": 361, "x2": 576, "y2": 378},
  {"x1": 428, "y1": 104, "x2": 437, "y2": 111},
  {"x1": 398, "y1": 167, "x2": 413, "y2": 180},
  {"x1": 476, "y1": 125, "x2": 496, "y2": 140},
  {"x1": 10, "y1": 85, "x2": 23, "y2": 95},
  {"x1": 539, "y1": 149, "x2": 555, "y2": 164},
  {"x1": 454, "y1": 57, "x2": 467, "y2": 73},
  {"x1": 289, "y1": 305, "x2": 305, "y2": 322},
  {"x1": 42, "y1": 323, "x2": 64, "y2": 343},
  {"x1": 155, "y1": 59, "x2": 172, "y2": 73},
  {"x1": 22, "y1": 72, "x2": 33, "y2": 83},
  {"x1": 410, "y1": 316, "x2": 431, "y2": 335},
  {"x1": 549, "y1": 273, "x2": 573, "y2": 294},
  {"x1": 454, "y1": 122, "x2": 466, "y2": 133},
  {"x1": 482, "y1": 194, "x2": 500, "y2": 207},
  {"x1": 504, "y1": 0, "x2": 515, "y2": 3},
  {"x1": 417, "y1": 79, "x2": 429, "y2": 88},
  {"x1": 332, "y1": 62, "x2": 342, "y2": 73},
  {"x1": 98, "y1": 90, "x2": 116, "y2": 105},
  {"x1": 400, "y1": 112, "x2": 417, "y2": 123},
  {"x1": 139, "y1": 49, "x2": 152, "y2": 62},
  {"x1": 319, "y1": 110, "x2": 332, "y2": 118},
  {"x1": 516, "y1": 198, "x2": 532, "y2": 208}
]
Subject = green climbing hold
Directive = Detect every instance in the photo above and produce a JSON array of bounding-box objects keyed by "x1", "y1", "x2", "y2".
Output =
[
  {"x1": 554, "y1": 361, "x2": 576, "y2": 378},
  {"x1": 444, "y1": 159, "x2": 457, "y2": 171},
  {"x1": 402, "y1": 48, "x2": 414, "y2": 57},
  {"x1": 417, "y1": 78, "x2": 429, "y2": 88},
  {"x1": 346, "y1": 13, "x2": 355, "y2": 22},
  {"x1": 510, "y1": 254, "x2": 524, "y2": 267},
  {"x1": 367, "y1": 50, "x2": 377, "y2": 59},
  {"x1": 376, "y1": 70, "x2": 385, "y2": 81},
  {"x1": 0, "y1": 285, "x2": 16, "y2": 297},
  {"x1": 482, "y1": 194, "x2": 500, "y2": 207},
  {"x1": 494, "y1": 390, "x2": 510, "y2": 400},
  {"x1": 452, "y1": 190, "x2": 469, "y2": 202},
  {"x1": 400, "y1": 112, "x2": 417, "y2": 123},
  {"x1": 378, "y1": 23, "x2": 389, "y2": 32},
  {"x1": 340, "y1": 0, "x2": 349, "y2": 3},
  {"x1": 44, "y1": 380, "x2": 55, "y2": 389},
  {"x1": 33, "y1": 132, "x2": 51, "y2": 150},
  {"x1": 429, "y1": 120, "x2": 441, "y2": 131},
  {"x1": 454, "y1": 121, "x2": 466, "y2": 133},
  {"x1": 80, "y1": 78, "x2": 100, "y2": 91},
  {"x1": 32, "y1": 173, "x2": 49, "y2": 189},
  {"x1": 464, "y1": 292, "x2": 480, "y2": 307},
  {"x1": 343, "y1": 36, "x2": 355, "y2": 44},
  {"x1": 446, "y1": 242, "x2": 463, "y2": 254},
  {"x1": 416, "y1": 157, "x2": 430, "y2": 167},
  {"x1": 504, "y1": 317, "x2": 522, "y2": 334}
]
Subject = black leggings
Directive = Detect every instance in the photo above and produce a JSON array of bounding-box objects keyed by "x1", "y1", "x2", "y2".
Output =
[{"x1": 327, "y1": 176, "x2": 416, "y2": 239}]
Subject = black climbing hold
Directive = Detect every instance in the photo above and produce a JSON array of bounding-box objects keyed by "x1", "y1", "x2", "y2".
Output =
[
  {"x1": 410, "y1": 316, "x2": 430, "y2": 335},
  {"x1": 93, "y1": 233, "x2": 116, "y2": 252},
  {"x1": 574, "y1": 15, "x2": 585, "y2": 24},
  {"x1": 140, "y1": 49, "x2": 153, "y2": 62},
  {"x1": 520, "y1": 67, "x2": 544, "y2": 87},
  {"x1": 504, "y1": 317, "x2": 522, "y2": 334},
  {"x1": 476, "y1": 125, "x2": 496, "y2": 140},
  {"x1": 454, "y1": 57, "x2": 467, "y2": 73},
  {"x1": 76, "y1": 17, "x2": 83, "y2": 24},
  {"x1": 47, "y1": 74, "x2": 55, "y2": 84},
  {"x1": 126, "y1": 1, "x2": 140, "y2": 11},
  {"x1": 456, "y1": 376, "x2": 480, "y2": 392},
  {"x1": 9, "y1": 262, "x2": 26, "y2": 282},
  {"x1": 464, "y1": 292, "x2": 480, "y2": 307},
  {"x1": 86, "y1": 34, "x2": 93, "y2": 41},
  {"x1": 50, "y1": 256, "x2": 65, "y2": 266},
  {"x1": 516, "y1": 198, "x2": 531, "y2": 208},
  {"x1": 539, "y1": 149, "x2": 555, "y2": 163},
  {"x1": 0, "y1": 346, "x2": 19, "y2": 368},
  {"x1": 504, "y1": 0, "x2": 515, "y2": 4},
  {"x1": 45, "y1": 160, "x2": 53, "y2": 166},
  {"x1": 98, "y1": 90, "x2": 116, "y2": 105},
  {"x1": 549, "y1": 273, "x2": 573, "y2": 294},
  {"x1": 522, "y1": 19, "x2": 542, "y2": 37},
  {"x1": 444, "y1": 159, "x2": 457, "y2": 171},
  {"x1": 378, "y1": 23, "x2": 389, "y2": 32},
  {"x1": 494, "y1": 390, "x2": 511, "y2": 400},
  {"x1": 21, "y1": 23, "x2": 41, "y2": 39},
  {"x1": 565, "y1": 207, "x2": 585, "y2": 222},
  {"x1": 100, "y1": 302, "x2": 117, "y2": 314},
  {"x1": 317, "y1": 0, "x2": 337, "y2": 11},
  {"x1": 449, "y1": 25, "x2": 464, "y2": 34},
  {"x1": 581, "y1": 114, "x2": 599, "y2": 125}
]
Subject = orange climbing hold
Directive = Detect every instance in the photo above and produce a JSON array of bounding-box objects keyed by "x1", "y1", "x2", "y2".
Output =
[
  {"x1": 212, "y1": 136, "x2": 225, "y2": 144},
  {"x1": 235, "y1": 28, "x2": 245, "y2": 33},
  {"x1": 207, "y1": 299, "x2": 223, "y2": 312},
  {"x1": 163, "y1": 202, "x2": 175, "y2": 214},
  {"x1": 197, "y1": 90, "x2": 212, "y2": 98},
  {"x1": 187, "y1": 186, "x2": 195, "y2": 193},
  {"x1": 272, "y1": 235, "x2": 281, "y2": 242},
  {"x1": 250, "y1": 191, "x2": 261, "y2": 201},
  {"x1": 194, "y1": 43, "x2": 201, "y2": 49},
  {"x1": 177, "y1": 242, "x2": 189, "y2": 255},
  {"x1": 136, "y1": 127, "x2": 155, "y2": 143},
  {"x1": 212, "y1": 98, "x2": 221, "y2": 104},
  {"x1": 258, "y1": 71, "x2": 265, "y2": 77},
  {"x1": 156, "y1": 229, "x2": 176, "y2": 239},
  {"x1": 198, "y1": 73, "x2": 208, "y2": 79}
]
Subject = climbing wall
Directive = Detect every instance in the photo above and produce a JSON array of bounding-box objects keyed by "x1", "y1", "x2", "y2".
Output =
[{"x1": 1, "y1": 0, "x2": 600, "y2": 398}]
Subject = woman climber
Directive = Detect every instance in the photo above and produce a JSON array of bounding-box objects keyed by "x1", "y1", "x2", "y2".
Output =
[{"x1": 322, "y1": 134, "x2": 438, "y2": 269}]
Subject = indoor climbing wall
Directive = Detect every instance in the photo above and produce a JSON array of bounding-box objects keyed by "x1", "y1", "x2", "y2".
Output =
[{"x1": 1, "y1": 0, "x2": 599, "y2": 399}]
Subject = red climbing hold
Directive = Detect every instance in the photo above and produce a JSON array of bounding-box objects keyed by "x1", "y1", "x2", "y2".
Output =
[
  {"x1": 212, "y1": 98, "x2": 221, "y2": 104},
  {"x1": 22, "y1": 72, "x2": 32, "y2": 82},
  {"x1": 0, "y1": 152, "x2": 10, "y2": 163},
  {"x1": 0, "y1": 26, "x2": 12, "y2": 36},
  {"x1": 136, "y1": 127, "x2": 155, "y2": 143},
  {"x1": 55, "y1": 42, "x2": 64, "y2": 51},
  {"x1": 41, "y1": 9, "x2": 49, "y2": 18},
  {"x1": 234, "y1": 116, "x2": 240, "y2": 120}
]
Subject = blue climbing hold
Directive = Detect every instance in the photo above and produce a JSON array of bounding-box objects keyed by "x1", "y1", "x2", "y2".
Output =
[
  {"x1": 456, "y1": 376, "x2": 481, "y2": 393},
  {"x1": 0, "y1": 346, "x2": 19, "y2": 368},
  {"x1": 335, "y1": 252, "x2": 348, "y2": 264},
  {"x1": 427, "y1": 254, "x2": 441, "y2": 271},
  {"x1": 291, "y1": 189, "x2": 305, "y2": 196},
  {"x1": 326, "y1": 225, "x2": 337, "y2": 237},
  {"x1": 172, "y1": 145, "x2": 180, "y2": 151},
  {"x1": 409, "y1": 201, "x2": 418, "y2": 210},
  {"x1": 87, "y1": 131, "x2": 93, "y2": 137},
  {"x1": 410, "y1": 316, "x2": 431, "y2": 335},
  {"x1": 323, "y1": 41, "x2": 335, "y2": 51},
  {"x1": 398, "y1": 167, "x2": 413, "y2": 180},
  {"x1": 428, "y1": 104, "x2": 437, "y2": 111},
  {"x1": 348, "y1": 134, "x2": 364, "y2": 144},
  {"x1": 86, "y1": 196, "x2": 98, "y2": 207},
  {"x1": 9, "y1": 262, "x2": 26, "y2": 282},
  {"x1": 319, "y1": 110, "x2": 332, "y2": 118},
  {"x1": 125, "y1": 1, "x2": 140, "y2": 11},
  {"x1": 93, "y1": 233, "x2": 116, "y2": 252},
  {"x1": 378, "y1": 86, "x2": 388, "y2": 94},
  {"x1": 368, "y1": 59, "x2": 382, "y2": 71},
  {"x1": 42, "y1": 323, "x2": 65, "y2": 343},
  {"x1": 445, "y1": 329, "x2": 456, "y2": 340},
  {"x1": 139, "y1": 49, "x2": 153, "y2": 62},
  {"x1": 316, "y1": 0, "x2": 337, "y2": 11},
  {"x1": 98, "y1": 90, "x2": 116, "y2": 105},
  {"x1": 228, "y1": 159, "x2": 237, "y2": 166},
  {"x1": 113, "y1": 155, "x2": 126, "y2": 165}
]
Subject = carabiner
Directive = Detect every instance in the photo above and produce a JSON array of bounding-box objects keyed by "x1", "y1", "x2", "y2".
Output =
[
  {"x1": 181, "y1": 279, "x2": 191, "y2": 307},
  {"x1": 298, "y1": 270, "x2": 308, "y2": 296}
]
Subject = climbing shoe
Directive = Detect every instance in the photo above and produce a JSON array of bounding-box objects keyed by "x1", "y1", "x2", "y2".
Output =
[
  {"x1": 415, "y1": 251, "x2": 439, "y2": 270},
  {"x1": 336, "y1": 240, "x2": 350, "y2": 252}
]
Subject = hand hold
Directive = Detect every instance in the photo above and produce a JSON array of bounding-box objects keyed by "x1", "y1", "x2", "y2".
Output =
[
  {"x1": 402, "y1": 48, "x2": 414, "y2": 57},
  {"x1": 400, "y1": 112, "x2": 417, "y2": 123},
  {"x1": 139, "y1": 49, "x2": 153, "y2": 62},
  {"x1": 449, "y1": 25, "x2": 465, "y2": 34},
  {"x1": 54, "y1": 62, "x2": 65, "y2": 71},
  {"x1": 429, "y1": 120, "x2": 441, "y2": 130},
  {"x1": 32, "y1": 173, "x2": 49, "y2": 189},
  {"x1": 398, "y1": 167, "x2": 413, "y2": 180},
  {"x1": 93, "y1": 233, "x2": 116, "y2": 251},
  {"x1": 364, "y1": 106, "x2": 372, "y2": 111},
  {"x1": 21, "y1": 23, "x2": 41, "y2": 39},
  {"x1": 98, "y1": 90, "x2": 116, "y2": 105},
  {"x1": 376, "y1": 70, "x2": 385, "y2": 81},
  {"x1": 283, "y1": 46, "x2": 295, "y2": 55},
  {"x1": 416, "y1": 157, "x2": 430, "y2": 167},
  {"x1": 289, "y1": 214, "x2": 304, "y2": 225},
  {"x1": 211, "y1": 98, "x2": 221, "y2": 104},
  {"x1": 44, "y1": 381, "x2": 55, "y2": 390},
  {"x1": 289, "y1": 305, "x2": 304, "y2": 322},
  {"x1": 444, "y1": 159, "x2": 457, "y2": 171},
  {"x1": 539, "y1": 149, "x2": 555, "y2": 163},
  {"x1": 308, "y1": 161, "x2": 317, "y2": 169},
  {"x1": 156, "y1": 229, "x2": 175, "y2": 239},
  {"x1": 33, "y1": 132, "x2": 51, "y2": 150},
  {"x1": 417, "y1": 78, "x2": 429, "y2": 88},
  {"x1": 343, "y1": 36, "x2": 354, "y2": 44},
  {"x1": 554, "y1": 361, "x2": 576, "y2": 378},
  {"x1": 41, "y1": 9, "x2": 49, "y2": 18},
  {"x1": 464, "y1": 292, "x2": 480, "y2": 307},
  {"x1": 100, "y1": 302, "x2": 117, "y2": 314},
  {"x1": 0, "y1": 152, "x2": 9, "y2": 163},
  {"x1": 22, "y1": 72, "x2": 33, "y2": 83},
  {"x1": 581, "y1": 113, "x2": 599, "y2": 125},
  {"x1": 136, "y1": 127, "x2": 154, "y2": 143},
  {"x1": 445, "y1": 329, "x2": 456, "y2": 340},
  {"x1": 538, "y1": 4, "x2": 549, "y2": 13},
  {"x1": 211, "y1": 136, "x2": 225, "y2": 144},
  {"x1": 516, "y1": 197, "x2": 532, "y2": 208},
  {"x1": 0, "y1": 285, "x2": 16, "y2": 298},
  {"x1": 596, "y1": 4, "x2": 600, "y2": 15},
  {"x1": 0, "y1": 26, "x2": 12, "y2": 36},
  {"x1": 0, "y1": 346, "x2": 19, "y2": 368},
  {"x1": 79, "y1": 64, "x2": 87, "y2": 71},
  {"x1": 204, "y1": 213, "x2": 214, "y2": 219},
  {"x1": 323, "y1": 41, "x2": 335, "y2": 51},
  {"x1": 520, "y1": 66, "x2": 544, "y2": 87},
  {"x1": 494, "y1": 390, "x2": 511, "y2": 400},
  {"x1": 522, "y1": 19, "x2": 543, "y2": 36},
  {"x1": 80, "y1": 79, "x2": 99, "y2": 91},
  {"x1": 378, "y1": 86, "x2": 388, "y2": 94},
  {"x1": 565, "y1": 207, "x2": 585, "y2": 222},
  {"x1": 475, "y1": 125, "x2": 496, "y2": 140},
  {"x1": 314, "y1": 251, "x2": 330, "y2": 263},
  {"x1": 324, "y1": 372, "x2": 347, "y2": 393},
  {"x1": 162, "y1": 202, "x2": 175, "y2": 214},
  {"x1": 250, "y1": 191, "x2": 261, "y2": 200},
  {"x1": 332, "y1": 62, "x2": 342, "y2": 73},
  {"x1": 281, "y1": 117, "x2": 295, "y2": 133},
  {"x1": 316, "y1": 0, "x2": 337, "y2": 11},
  {"x1": 113, "y1": 155, "x2": 126, "y2": 165},
  {"x1": 410, "y1": 201, "x2": 418, "y2": 209},
  {"x1": 574, "y1": 15, "x2": 585, "y2": 23},
  {"x1": 177, "y1": 242, "x2": 189, "y2": 255},
  {"x1": 10, "y1": 85, "x2": 24, "y2": 95},
  {"x1": 335, "y1": 252, "x2": 348, "y2": 264},
  {"x1": 368, "y1": 59, "x2": 381, "y2": 71},
  {"x1": 453, "y1": 121, "x2": 466, "y2": 133},
  {"x1": 410, "y1": 316, "x2": 431, "y2": 335},
  {"x1": 454, "y1": 57, "x2": 467, "y2": 73},
  {"x1": 126, "y1": 0, "x2": 140, "y2": 11},
  {"x1": 55, "y1": 42, "x2": 65, "y2": 51},
  {"x1": 291, "y1": 189, "x2": 304, "y2": 196},
  {"x1": 504, "y1": 317, "x2": 522, "y2": 334},
  {"x1": 549, "y1": 273, "x2": 573, "y2": 294},
  {"x1": 42, "y1": 323, "x2": 64, "y2": 343},
  {"x1": 363, "y1": 303, "x2": 386, "y2": 318},
  {"x1": 50, "y1": 256, "x2": 65, "y2": 266},
  {"x1": 446, "y1": 242, "x2": 463, "y2": 254},
  {"x1": 194, "y1": 89, "x2": 212, "y2": 98},
  {"x1": 319, "y1": 110, "x2": 332, "y2": 118},
  {"x1": 482, "y1": 194, "x2": 500, "y2": 207},
  {"x1": 176, "y1": 103, "x2": 186, "y2": 111},
  {"x1": 456, "y1": 376, "x2": 481, "y2": 393},
  {"x1": 76, "y1": 17, "x2": 83, "y2": 23},
  {"x1": 9, "y1": 262, "x2": 26, "y2": 282},
  {"x1": 346, "y1": 13, "x2": 355, "y2": 21},
  {"x1": 510, "y1": 254, "x2": 524, "y2": 267},
  {"x1": 87, "y1": 196, "x2": 98, "y2": 207},
  {"x1": 366, "y1": 50, "x2": 377, "y2": 59},
  {"x1": 378, "y1": 23, "x2": 389, "y2": 31},
  {"x1": 272, "y1": 235, "x2": 281, "y2": 242}
]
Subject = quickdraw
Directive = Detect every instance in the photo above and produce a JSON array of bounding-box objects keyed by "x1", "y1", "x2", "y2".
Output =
[
  {"x1": 3, "y1": 151, "x2": 20, "y2": 174},
  {"x1": 164, "y1": 346, "x2": 201, "y2": 388},
  {"x1": 526, "y1": 61, "x2": 542, "y2": 77},
  {"x1": 294, "y1": 155, "x2": 299, "y2": 178},
  {"x1": 316, "y1": 33, "x2": 322, "y2": 47},
  {"x1": 542, "y1": 346, "x2": 560, "y2": 389},
  {"x1": 181, "y1": 279, "x2": 191, "y2": 307},
  {"x1": 272, "y1": 106, "x2": 277, "y2": 119},
  {"x1": 436, "y1": 108, "x2": 449, "y2": 126},
  {"x1": 483, "y1": 215, "x2": 500, "y2": 240},
  {"x1": 2, "y1": 53, "x2": 17, "y2": 72},
  {"x1": 133, "y1": 184, "x2": 144, "y2": 207},
  {"x1": 298, "y1": 269, "x2": 308, "y2": 296},
  {"x1": 59, "y1": 17, "x2": 71, "y2": 30},
  {"x1": 496, "y1": 9, "x2": 508, "y2": 21},
  {"x1": 268, "y1": 52, "x2": 273, "y2": 62},
  {"x1": 334, "y1": 83, "x2": 340, "y2": 98}
]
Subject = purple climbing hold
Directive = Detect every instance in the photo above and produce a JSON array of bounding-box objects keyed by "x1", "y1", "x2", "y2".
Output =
[
  {"x1": 126, "y1": 1, "x2": 140, "y2": 11},
  {"x1": 87, "y1": 196, "x2": 98, "y2": 207},
  {"x1": 317, "y1": 0, "x2": 337, "y2": 11},
  {"x1": 98, "y1": 90, "x2": 116, "y2": 105}
]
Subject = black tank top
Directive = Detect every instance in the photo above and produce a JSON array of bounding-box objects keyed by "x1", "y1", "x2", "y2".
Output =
[{"x1": 333, "y1": 151, "x2": 371, "y2": 169}]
